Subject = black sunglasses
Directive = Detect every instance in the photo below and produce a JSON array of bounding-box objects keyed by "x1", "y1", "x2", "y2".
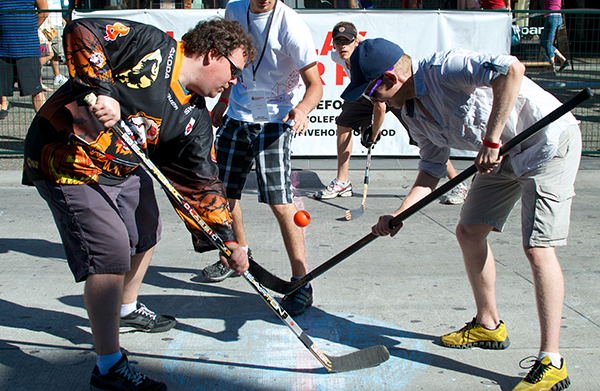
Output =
[
  {"x1": 222, "y1": 54, "x2": 243, "y2": 80},
  {"x1": 333, "y1": 37, "x2": 355, "y2": 46}
]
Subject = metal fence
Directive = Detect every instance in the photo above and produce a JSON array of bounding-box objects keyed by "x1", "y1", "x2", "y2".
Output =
[{"x1": 1, "y1": 9, "x2": 599, "y2": 156}]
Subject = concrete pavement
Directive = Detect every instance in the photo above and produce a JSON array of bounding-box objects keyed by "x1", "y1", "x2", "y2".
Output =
[{"x1": 1, "y1": 156, "x2": 599, "y2": 390}]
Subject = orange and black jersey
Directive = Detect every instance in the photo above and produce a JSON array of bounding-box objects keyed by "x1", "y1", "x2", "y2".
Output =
[{"x1": 22, "y1": 18, "x2": 235, "y2": 251}]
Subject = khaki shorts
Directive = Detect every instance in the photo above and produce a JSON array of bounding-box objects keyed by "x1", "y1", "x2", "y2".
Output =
[{"x1": 459, "y1": 125, "x2": 581, "y2": 247}]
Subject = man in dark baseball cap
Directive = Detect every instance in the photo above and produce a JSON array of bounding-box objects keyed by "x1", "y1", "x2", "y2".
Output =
[
  {"x1": 341, "y1": 38, "x2": 404, "y2": 102},
  {"x1": 332, "y1": 24, "x2": 357, "y2": 42}
]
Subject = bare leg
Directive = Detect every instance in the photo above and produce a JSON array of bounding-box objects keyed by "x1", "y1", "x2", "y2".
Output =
[
  {"x1": 455, "y1": 223, "x2": 500, "y2": 329},
  {"x1": 447, "y1": 160, "x2": 457, "y2": 180},
  {"x1": 524, "y1": 246, "x2": 564, "y2": 353},
  {"x1": 336, "y1": 125, "x2": 353, "y2": 183},
  {"x1": 32, "y1": 92, "x2": 46, "y2": 112},
  {"x1": 51, "y1": 56, "x2": 60, "y2": 77},
  {"x1": 554, "y1": 49, "x2": 567, "y2": 66},
  {"x1": 84, "y1": 273, "x2": 124, "y2": 356},
  {"x1": 228, "y1": 198, "x2": 248, "y2": 248},
  {"x1": 1, "y1": 96, "x2": 7, "y2": 111},
  {"x1": 270, "y1": 203, "x2": 307, "y2": 277},
  {"x1": 122, "y1": 247, "x2": 155, "y2": 305}
]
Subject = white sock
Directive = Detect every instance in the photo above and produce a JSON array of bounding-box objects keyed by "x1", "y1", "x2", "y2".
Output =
[
  {"x1": 539, "y1": 351, "x2": 562, "y2": 368},
  {"x1": 120, "y1": 301, "x2": 137, "y2": 317},
  {"x1": 96, "y1": 351, "x2": 122, "y2": 375}
]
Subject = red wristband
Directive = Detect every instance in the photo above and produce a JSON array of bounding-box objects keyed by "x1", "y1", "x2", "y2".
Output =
[
  {"x1": 224, "y1": 241, "x2": 238, "y2": 247},
  {"x1": 482, "y1": 139, "x2": 502, "y2": 149},
  {"x1": 218, "y1": 98, "x2": 229, "y2": 105}
]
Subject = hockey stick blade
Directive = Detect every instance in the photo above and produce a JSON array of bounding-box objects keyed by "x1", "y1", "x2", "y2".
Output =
[
  {"x1": 327, "y1": 345, "x2": 390, "y2": 373},
  {"x1": 83, "y1": 93, "x2": 389, "y2": 373},
  {"x1": 252, "y1": 88, "x2": 593, "y2": 295},
  {"x1": 344, "y1": 146, "x2": 373, "y2": 221},
  {"x1": 245, "y1": 269, "x2": 389, "y2": 372},
  {"x1": 345, "y1": 203, "x2": 364, "y2": 220}
]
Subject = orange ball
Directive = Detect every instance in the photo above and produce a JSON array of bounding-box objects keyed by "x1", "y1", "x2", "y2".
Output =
[{"x1": 294, "y1": 210, "x2": 310, "y2": 227}]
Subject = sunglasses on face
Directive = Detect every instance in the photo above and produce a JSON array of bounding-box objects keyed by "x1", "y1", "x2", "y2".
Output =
[
  {"x1": 222, "y1": 54, "x2": 243, "y2": 80},
  {"x1": 364, "y1": 66, "x2": 394, "y2": 99},
  {"x1": 333, "y1": 37, "x2": 355, "y2": 46}
]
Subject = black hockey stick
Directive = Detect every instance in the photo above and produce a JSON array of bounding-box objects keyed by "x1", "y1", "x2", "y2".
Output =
[
  {"x1": 345, "y1": 145, "x2": 373, "y2": 221},
  {"x1": 250, "y1": 88, "x2": 593, "y2": 295},
  {"x1": 83, "y1": 94, "x2": 389, "y2": 373}
]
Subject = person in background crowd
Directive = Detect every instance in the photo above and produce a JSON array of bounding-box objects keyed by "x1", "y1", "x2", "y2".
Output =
[
  {"x1": 541, "y1": 0, "x2": 569, "y2": 73},
  {"x1": 0, "y1": 0, "x2": 49, "y2": 116}
]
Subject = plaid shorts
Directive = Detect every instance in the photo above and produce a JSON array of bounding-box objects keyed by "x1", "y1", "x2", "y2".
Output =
[{"x1": 215, "y1": 117, "x2": 294, "y2": 204}]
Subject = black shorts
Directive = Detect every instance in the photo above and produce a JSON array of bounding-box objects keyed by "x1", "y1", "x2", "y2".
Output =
[
  {"x1": 336, "y1": 96, "x2": 404, "y2": 136},
  {"x1": 0, "y1": 56, "x2": 43, "y2": 97},
  {"x1": 336, "y1": 96, "x2": 375, "y2": 130},
  {"x1": 34, "y1": 168, "x2": 161, "y2": 282}
]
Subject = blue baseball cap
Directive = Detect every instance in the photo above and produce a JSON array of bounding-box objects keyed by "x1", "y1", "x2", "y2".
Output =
[{"x1": 341, "y1": 38, "x2": 404, "y2": 102}]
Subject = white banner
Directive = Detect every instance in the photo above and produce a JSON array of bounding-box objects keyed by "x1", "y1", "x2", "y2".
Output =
[{"x1": 74, "y1": 9, "x2": 511, "y2": 157}]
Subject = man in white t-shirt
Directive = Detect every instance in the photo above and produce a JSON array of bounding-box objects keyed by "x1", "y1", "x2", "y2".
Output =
[{"x1": 202, "y1": 0, "x2": 323, "y2": 317}]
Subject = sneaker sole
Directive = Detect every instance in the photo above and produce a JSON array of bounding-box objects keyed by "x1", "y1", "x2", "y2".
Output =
[
  {"x1": 120, "y1": 321, "x2": 176, "y2": 334},
  {"x1": 441, "y1": 337, "x2": 510, "y2": 350},
  {"x1": 314, "y1": 190, "x2": 353, "y2": 200},
  {"x1": 201, "y1": 269, "x2": 237, "y2": 282},
  {"x1": 551, "y1": 377, "x2": 570, "y2": 391}
]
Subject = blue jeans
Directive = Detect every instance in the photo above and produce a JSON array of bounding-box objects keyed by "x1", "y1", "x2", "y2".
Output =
[{"x1": 541, "y1": 14, "x2": 562, "y2": 63}]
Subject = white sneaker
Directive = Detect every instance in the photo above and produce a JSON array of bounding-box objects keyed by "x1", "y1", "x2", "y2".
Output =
[
  {"x1": 313, "y1": 178, "x2": 353, "y2": 200},
  {"x1": 53, "y1": 74, "x2": 69, "y2": 86},
  {"x1": 440, "y1": 182, "x2": 468, "y2": 205}
]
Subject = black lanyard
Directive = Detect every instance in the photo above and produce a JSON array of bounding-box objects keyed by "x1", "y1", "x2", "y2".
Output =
[{"x1": 246, "y1": 0, "x2": 277, "y2": 87}]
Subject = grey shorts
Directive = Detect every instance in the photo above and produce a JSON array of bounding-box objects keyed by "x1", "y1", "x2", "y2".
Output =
[
  {"x1": 0, "y1": 56, "x2": 43, "y2": 97},
  {"x1": 215, "y1": 117, "x2": 294, "y2": 205},
  {"x1": 459, "y1": 125, "x2": 581, "y2": 247},
  {"x1": 34, "y1": 167, "x2": 161, "y2": 282}
]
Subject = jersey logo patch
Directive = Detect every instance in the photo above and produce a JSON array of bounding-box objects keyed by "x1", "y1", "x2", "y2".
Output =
[
  {"x1": 89, "y1": 51, "x2": 106, "y2": 69},
  {"x1": 184, "y1": 117, "x2": 195, "y2": 136},
  {"x1": 115, "y1": 49, "x2": 161, "y2": 89},
  {"x1": 104, "y1": 22, "x2": 130, "y2": 41}
]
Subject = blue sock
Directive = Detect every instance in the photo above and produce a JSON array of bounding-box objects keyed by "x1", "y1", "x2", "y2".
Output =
[{"x1": 96, "y1": 351, "x2": 123, "y2": 375}]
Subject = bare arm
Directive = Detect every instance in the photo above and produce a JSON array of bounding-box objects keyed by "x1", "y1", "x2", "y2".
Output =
[
  {"x1": 283, "y1": 62, "x2": 323, "y2": 134},
  {"x1": 370, "y1": 101, "x2": 386, "y2": 140},
  {"x1": 35, "y1": 0, "x2": 49, "y2": 27},
  {"x1": 211, "y1": 85, "x2": 232, "y2": 128},
  {"x1": 476, "y1": 60, "x2": 525, "y2": 174},
  {"x1": 372, "y1": 170, "x2": 440, "y2": 237}
]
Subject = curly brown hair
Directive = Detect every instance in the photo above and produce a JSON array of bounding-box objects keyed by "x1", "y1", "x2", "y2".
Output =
[{"x1": 182, "y1": 18, "x2": 257, "y2": 62}]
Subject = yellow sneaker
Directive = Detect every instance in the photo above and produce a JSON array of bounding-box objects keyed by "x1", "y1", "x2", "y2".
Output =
[
  {"x1": 512, "y1": 356, "x2": 570, "y2": 391},
  {"x1": 440, "y1": 317, "x2": 510, "y2": 349}
]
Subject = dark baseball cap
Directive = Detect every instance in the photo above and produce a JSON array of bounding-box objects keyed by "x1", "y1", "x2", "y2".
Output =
[
  {"x1": 341, "y1": 38, "x2": 404, "y2": 102},
  {"x1": 332, "y1": 25, "x2": 357, "y2": 41}
]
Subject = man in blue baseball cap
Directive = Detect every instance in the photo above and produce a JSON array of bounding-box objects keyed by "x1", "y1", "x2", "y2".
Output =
[{"x1": 350, "y1": 38, "x2": 580, "y2": 391}]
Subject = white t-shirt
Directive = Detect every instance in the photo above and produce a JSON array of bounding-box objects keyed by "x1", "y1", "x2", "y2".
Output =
[
  {"x1": 47, "y1": 0, "x2": 63, "y2": 28},
  {"x1": 331, "y1": 50, "x2": 351, "y2": 80},
  {"x1": 225, "y1": 0, "x2": 318, "y2": 123}
]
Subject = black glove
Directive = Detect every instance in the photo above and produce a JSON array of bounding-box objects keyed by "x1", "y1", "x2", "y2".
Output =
[{"x1": 360, "y1": 125, "x2": 381, "y2": 149}]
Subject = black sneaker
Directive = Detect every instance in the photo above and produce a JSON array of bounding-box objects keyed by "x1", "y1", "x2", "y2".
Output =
[
  {"x1": 201, "y1": 249, "x2": 253, "y2": 282},
  {"x1": 280, "y1": 282, "x2": 313, "y2": 316},
  {"x1": 119, "y1": 302, "x2": 176, "y2": 333},
  {"x1": 90, "y1": 352, "x2": 167, "y2": 391}
]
